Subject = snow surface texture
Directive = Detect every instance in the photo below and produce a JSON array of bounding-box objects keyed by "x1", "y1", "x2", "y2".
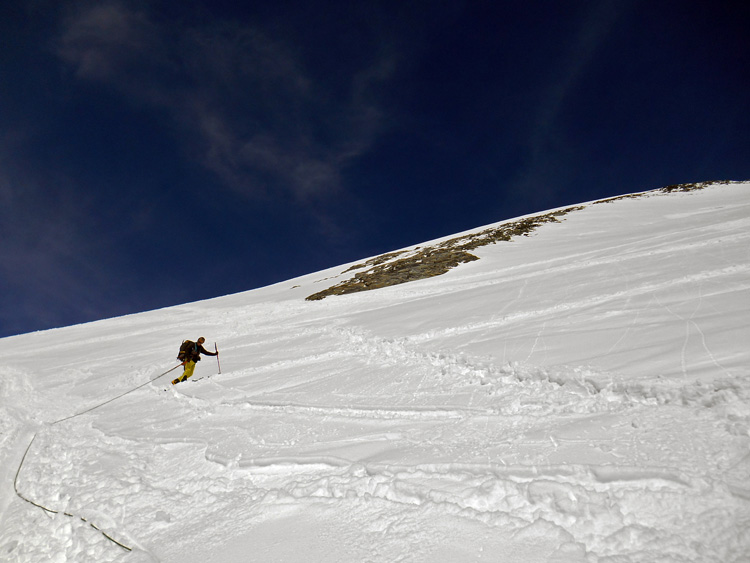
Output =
[{"x1": 1, "y1": 182, "x2": 749, "y2": 562}]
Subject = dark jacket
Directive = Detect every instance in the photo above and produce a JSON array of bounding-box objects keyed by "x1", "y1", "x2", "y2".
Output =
[{"x1": 181, "y1": 341, "x2": 217, "y2": 363}]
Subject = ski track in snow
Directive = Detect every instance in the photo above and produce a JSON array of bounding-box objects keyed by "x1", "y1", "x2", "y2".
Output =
[{"x1": 1, "y1": 184, "x2": 750, "y2": 562}]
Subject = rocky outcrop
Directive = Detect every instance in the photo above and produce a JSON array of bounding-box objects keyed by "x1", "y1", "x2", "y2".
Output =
[
  {"x1": 305, "y1": 180, "x2": 737, "y2": 301},
  {"x1": 306, "y1": 206, "x2": 583, "y2": 301}
]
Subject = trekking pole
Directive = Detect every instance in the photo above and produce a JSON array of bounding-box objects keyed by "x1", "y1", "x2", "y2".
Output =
[{"x1": 215, "y1": 342, "x2": 221, "y2": 374}]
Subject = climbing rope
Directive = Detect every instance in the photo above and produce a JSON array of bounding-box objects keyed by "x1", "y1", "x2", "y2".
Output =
[{"x1": 13, "y1": 363, "x2": 183, "y2": 553}]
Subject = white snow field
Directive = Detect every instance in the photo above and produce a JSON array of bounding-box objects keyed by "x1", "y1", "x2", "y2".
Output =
[{"x1": 1, "y1": 182, "x2": 749, "y2": 563}]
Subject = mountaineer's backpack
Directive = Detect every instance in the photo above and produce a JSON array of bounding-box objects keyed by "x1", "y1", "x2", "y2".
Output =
[{"x1": 177, "y1": 340, "x2": 195, "y2": 362}]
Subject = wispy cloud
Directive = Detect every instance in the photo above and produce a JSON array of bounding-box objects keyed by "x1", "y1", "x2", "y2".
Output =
[
  {"x1": 55, "y1": 1, "x2": 393, "y2": 203},
  {"x1": 57, "y1": 1, "x2": 162, "y2": 82},
  {"x1": 514, "y1": 0, "x2": 639, "y2": 203},
  {"x1": 0, "y1": 141, "x2": 108, "y2": 333},
  {"x1": 531, "y1": 1, "x2": 634, "y2": 146},
  {"x1": 0, "y1": 120, "x2": 168, "y2": 335}
]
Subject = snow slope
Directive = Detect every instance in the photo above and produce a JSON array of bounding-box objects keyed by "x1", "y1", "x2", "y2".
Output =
[{"x1": 1, "y1": 182, "x2": 749, "y2": 562}]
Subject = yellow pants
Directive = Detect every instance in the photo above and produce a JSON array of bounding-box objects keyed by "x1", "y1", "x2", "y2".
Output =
[{"x1": 175, "y1": 360, "x2": 196, "y2": 383}]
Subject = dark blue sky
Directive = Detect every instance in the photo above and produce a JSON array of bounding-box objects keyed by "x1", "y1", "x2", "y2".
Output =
[{"x1": 1, "y1": 0, "x2": 748, "y2": 337}]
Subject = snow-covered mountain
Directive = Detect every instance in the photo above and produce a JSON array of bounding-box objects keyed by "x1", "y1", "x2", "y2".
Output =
[{"x1": 1, "y1": 181, "x2": 748, "y2": 562}]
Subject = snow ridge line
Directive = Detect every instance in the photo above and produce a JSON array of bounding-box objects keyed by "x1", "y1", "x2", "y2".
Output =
[
  {"x1": 236, "y1": 459, "x2": 738, "y2": 559},
  {"x1": 11, "y1": 363, "x2": 182, "y2": 555},
  {"x1": 227, "y1": 399, "x2": 485, "y2": 420},
  {"x1": 332, "y1": 325, "x2": 750, "y2": 421}
]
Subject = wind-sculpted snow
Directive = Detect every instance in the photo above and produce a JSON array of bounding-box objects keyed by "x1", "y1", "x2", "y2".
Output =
[{"x1": 1, "y1": 182, "x2": 749, "y2": 562}]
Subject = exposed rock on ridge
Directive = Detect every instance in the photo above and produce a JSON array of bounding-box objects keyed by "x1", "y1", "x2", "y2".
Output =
[
  {"x1": 306, "y1": 206, "x2": 584, "y2": 301},
  {"x1": 305, "y1": 181, "x2": 737, "y2": 301}
]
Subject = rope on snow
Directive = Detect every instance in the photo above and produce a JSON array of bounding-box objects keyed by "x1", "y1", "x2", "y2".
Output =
[{"x1": 13, "y1": 363, "x2": 183, "y2": 553}]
